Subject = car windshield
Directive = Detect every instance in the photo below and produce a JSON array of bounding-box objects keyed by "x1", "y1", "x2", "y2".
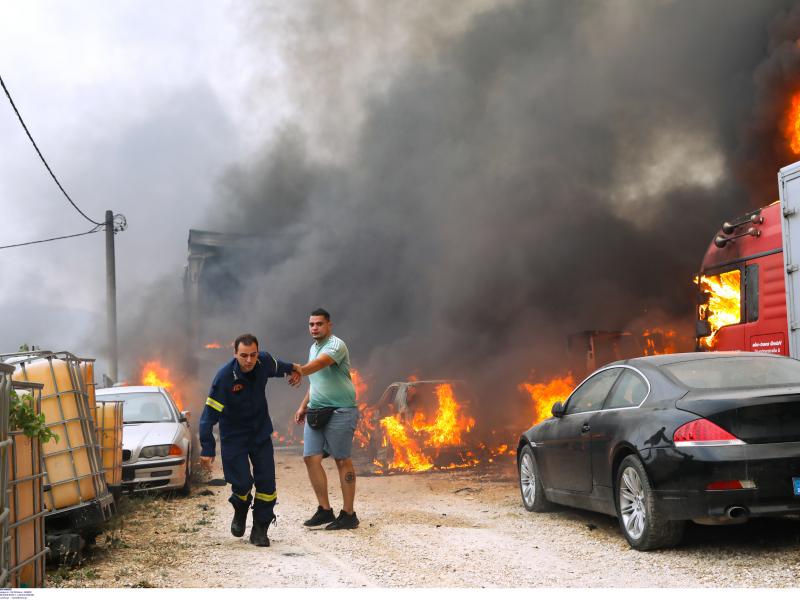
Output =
[
  {"x1": 98, "y1": 392, "x2": 175, "y2": 423},
  {"x1": 662, "y1": 356, "x2": 800, "y2": 389}
]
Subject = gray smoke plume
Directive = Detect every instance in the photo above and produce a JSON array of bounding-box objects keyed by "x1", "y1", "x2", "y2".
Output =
[{"x1": 121, "y1": 0, "x2": 800, "y2": 432}]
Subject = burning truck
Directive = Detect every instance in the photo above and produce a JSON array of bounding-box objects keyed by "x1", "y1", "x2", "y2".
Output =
[{"x1": 696, "y1": 160, "x2": 800, "y2": 357}]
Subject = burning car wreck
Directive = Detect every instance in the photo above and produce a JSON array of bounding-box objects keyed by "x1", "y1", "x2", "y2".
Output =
[{"x1": 354, "y1": 379, "x2": 512, "y2": 474}]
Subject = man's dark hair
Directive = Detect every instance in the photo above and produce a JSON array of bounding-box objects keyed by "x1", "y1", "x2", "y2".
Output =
[
  {"x1": 310, "y1": 308, "x2": 331, "y2": 321},
  {"x1": 234, "y1": 333, "x2": 259, "y2": 352}
]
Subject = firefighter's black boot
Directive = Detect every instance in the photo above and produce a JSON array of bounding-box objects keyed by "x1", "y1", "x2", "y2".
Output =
[
  {"x1": 250, "y1": 515, "x2": 276, "y2": 547},
  {"x1": 229, "y1": 495, "x2": 251, "y2": 538}
]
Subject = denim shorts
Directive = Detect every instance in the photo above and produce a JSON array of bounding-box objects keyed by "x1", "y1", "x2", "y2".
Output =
[{"x1": 303, "y1": 406, "x2": 359, "y2": 459}]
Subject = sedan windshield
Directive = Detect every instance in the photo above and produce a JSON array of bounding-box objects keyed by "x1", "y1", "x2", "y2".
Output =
[
  {"x1": 662, "y1": 356, "x2": 800, "y2": 389},
  {"x1": 99, "y1": 392, "x2": 175, "y2": 423}
]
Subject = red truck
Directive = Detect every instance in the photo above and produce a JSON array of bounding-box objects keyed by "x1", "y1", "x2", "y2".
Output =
[{"x1": 697, "y1": 161, "x2": 800, "y2": 356}]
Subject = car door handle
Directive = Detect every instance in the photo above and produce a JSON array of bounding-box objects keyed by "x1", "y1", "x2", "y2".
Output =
[{"x1": 581, "y1": 424, "x2": 591, "y2": 433}]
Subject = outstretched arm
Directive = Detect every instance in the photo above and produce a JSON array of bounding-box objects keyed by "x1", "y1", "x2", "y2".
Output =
[{"x1": 296, "y1": 353, "x2": 335, "y2": 376}]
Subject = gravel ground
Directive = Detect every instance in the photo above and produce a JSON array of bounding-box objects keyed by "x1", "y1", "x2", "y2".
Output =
[{"x1": 47, "y1": 447, "x2": 800, "y2": 588}]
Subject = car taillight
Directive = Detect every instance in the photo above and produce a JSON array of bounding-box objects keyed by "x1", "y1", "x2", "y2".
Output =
[
  {"x1": 706, "y1": 479, "x2": 756, "y2": 491},
  {"x1": 673, "y1": 418, "x2": 744, "y2": 446}
]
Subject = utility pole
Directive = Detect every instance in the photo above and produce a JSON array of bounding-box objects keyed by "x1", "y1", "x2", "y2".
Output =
[{"x1": 105, "y1": 209, "x2": 118, "y2": 383}]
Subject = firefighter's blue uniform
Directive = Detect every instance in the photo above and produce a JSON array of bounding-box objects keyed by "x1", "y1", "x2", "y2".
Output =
[{"x1": 199, "y1": 351, "x2": 294, "y2": 523}]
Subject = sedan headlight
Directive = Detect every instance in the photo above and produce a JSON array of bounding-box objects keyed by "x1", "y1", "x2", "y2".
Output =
[{"x1": 140, "y1": 444, "x2": 183, "y2": 458}]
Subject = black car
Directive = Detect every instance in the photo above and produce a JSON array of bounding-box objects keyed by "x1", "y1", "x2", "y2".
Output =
[{"x1": 517, "y1": 352, "x2": 800, "y2": 550}]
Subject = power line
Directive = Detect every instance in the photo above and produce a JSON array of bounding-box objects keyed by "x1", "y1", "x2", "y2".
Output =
[
  {"x1": 0, "y1": 74, "x2": 103, "y2": 226},
  {"x1": 0, "y1": 225, "x2": 103, "y2": 251}
]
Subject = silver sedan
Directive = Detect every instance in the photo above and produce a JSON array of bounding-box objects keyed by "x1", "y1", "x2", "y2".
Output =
[{"x1": 96, "y1": 385, "x2": 193, "y2": 495}]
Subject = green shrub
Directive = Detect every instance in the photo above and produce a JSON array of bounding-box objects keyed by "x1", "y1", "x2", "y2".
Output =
[{"x1": 9, "y1": 390, "x2": 58, "y2": 444}]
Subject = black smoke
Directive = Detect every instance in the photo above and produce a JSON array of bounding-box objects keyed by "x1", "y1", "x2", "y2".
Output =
[
  {"x1": 741, "y1": 2, "x2": 800, "y2": 199},
  {"x1": 125, "y1": 0, "x2": 800, "y2": 430}
]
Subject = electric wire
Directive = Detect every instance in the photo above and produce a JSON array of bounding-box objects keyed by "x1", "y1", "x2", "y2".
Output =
[
  {"x1": 0, "y1": 74, "x2": 103, "y2": 226},
  {"x1": 0, "y1": 225, "x2": 104, "y2": 251}
]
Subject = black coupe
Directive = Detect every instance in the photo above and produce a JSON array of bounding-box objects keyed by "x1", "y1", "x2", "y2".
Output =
[{"x1": 517, "y1": 352, "x2": 800, "y2": 550}]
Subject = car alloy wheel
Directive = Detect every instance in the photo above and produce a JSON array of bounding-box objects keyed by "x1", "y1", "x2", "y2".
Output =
[
  {"x1": 618, "y1": 465, "x2": 646, "y2": 540},
  {"x1": 615, "y1": 454, "x2": 684, "y2": 550},
  {"x1": 518, "y1": 445, "x2": 551, "y2": 512},
  {"x1": 520, "y1": 452, "x2": 536, "y2": 507}
]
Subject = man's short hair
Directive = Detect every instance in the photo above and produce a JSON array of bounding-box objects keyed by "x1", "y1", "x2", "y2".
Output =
[
  {"x1": 310, "y1": 308, "x2": 331, "y2": 321},
  {"x1": 234, "y1": 333, "x2": 259, "y2": 352}
]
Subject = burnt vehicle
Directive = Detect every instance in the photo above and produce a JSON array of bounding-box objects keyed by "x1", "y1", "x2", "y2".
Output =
[
  {"x1": 517, "y1": 352, "x2": 800, "y2": 550},
  {"x1": 372, "y1": 379, "x2": 473, "y2": 419},
  {"x1": 366, "y1": 379, "x2": 479, "y2": 470}
]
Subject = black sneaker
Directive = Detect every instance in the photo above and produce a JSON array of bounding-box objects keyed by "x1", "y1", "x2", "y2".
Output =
[
  {"x1": 325, "y1": 510, "x2": 359, "y2": 530},
  {"x1": 250, "y1": 515, "x2": 276, "y2": 547},
  {"x1": 230, "y1": 498, "x2": 250, "y2": 537},
  {"x1": 303, "y1": 506, "x2": 335, "y2": 527}
]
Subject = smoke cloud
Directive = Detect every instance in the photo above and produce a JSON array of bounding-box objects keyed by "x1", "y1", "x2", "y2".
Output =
[{"x1": 120, "y1": 0, "x2": 800, "y2": 431}]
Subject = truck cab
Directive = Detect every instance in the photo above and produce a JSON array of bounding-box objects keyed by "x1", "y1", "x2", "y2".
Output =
[{"x1": 696, "y1": 201, "x2": 787, "y2": 355}]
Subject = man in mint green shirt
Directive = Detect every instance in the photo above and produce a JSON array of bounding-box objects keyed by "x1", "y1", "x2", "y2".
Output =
[{"x1": 294, "y1": 308, "x2": 360, "y2": 530}]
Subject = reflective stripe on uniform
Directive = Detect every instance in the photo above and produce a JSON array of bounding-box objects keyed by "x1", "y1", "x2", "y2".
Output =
[
  {"x1": 235, "y1": 492, "x2": 249, "y2": 501},
  {"x1": 255, "y1": 491, "x2": 277, "y2": 502},
  {"x1": 206, "y1": 397, "x2": 224, "y2": 412}
]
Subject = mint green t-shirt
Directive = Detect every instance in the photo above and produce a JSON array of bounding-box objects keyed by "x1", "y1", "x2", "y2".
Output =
[{"x1": 308, "y1": 335, "x2": 357, "y2": 408}]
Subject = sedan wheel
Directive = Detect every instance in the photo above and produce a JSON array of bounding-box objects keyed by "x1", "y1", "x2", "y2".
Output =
[
  {"x1": 518, "y1": 445, "x2": 551, "y2": 512},
  {"x1": 619, "y1": 465, "x2": 646, "y2": 540},
  {"x1": 615, "y1": 455, "x2": 684, "y2": 550}
]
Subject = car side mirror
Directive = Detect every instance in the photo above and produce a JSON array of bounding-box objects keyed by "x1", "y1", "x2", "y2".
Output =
[
  {"x1": 551, "y1": 401, "x2": 565, "y2": 418},
  {"x1": 179, "y1": 410, "x2": 191, "y2": 423},
  {"x1": 696, "y1": 320, "x2": 711, "y2": 337}
]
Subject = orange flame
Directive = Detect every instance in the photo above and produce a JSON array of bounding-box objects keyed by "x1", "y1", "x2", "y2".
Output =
[
  {"x1": 351, "y1": 369, "x2": 379, "y2": 449},
  {"x1": 696, "y1": 270, "x2": 741, "y2": 349},
  {"x1": 519, "y1": 374, "x2": 575, "y2": 426},
  {"x1": 378, "y1": 383, "x2": 476, "y2": 472},
  {"x1": 140, "y1": 361, "x2": 184, "y2": 410},
  {"x1": 642, "y1": 328, "x2": 678, "y2": 356},
  {"x1": 413, "y1": 384, "x2": 475, "y2": 447},
  {"x1": 352, "y1": 369, "x2": 367, "y2": 400},
  {"x1": 379, "y1": 415, "x2": 434, "y2": 472},
  {"x1": 205, "y1": 342, "x2": 222, "y2": 349},
  {"x1": 786, "y1": 93, "x2": 800, "y2": 155}
]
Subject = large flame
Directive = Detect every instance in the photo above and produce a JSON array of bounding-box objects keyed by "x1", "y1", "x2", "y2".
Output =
[
  {"x1": 140, "y1": 361, "x2": 184, "y2": 410},
  {"x1": 786, "y1": 93, "x2": 800, "y2": 155},
  {"x1": 413, "y1": 384, "x2": 475, "y2": 447},
  {"x1": 379, "y1": 415, "x2": 434, "y2": 472},
  {"x1": 519, "y1": 374, "x2": 575, "y2": 426},
  {"x1": 696, "y1": 270, "x2": 741, "y2": 349},
  {"x1": 378, "y1": 383, "x2": 476, "y2": 472}
]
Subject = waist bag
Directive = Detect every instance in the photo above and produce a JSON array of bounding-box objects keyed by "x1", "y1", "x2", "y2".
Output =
[{"x1": 306, "y1": 407, "x2": 336, "y2": 430}]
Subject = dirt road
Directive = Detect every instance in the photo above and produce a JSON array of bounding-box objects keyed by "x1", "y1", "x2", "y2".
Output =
[{"x1": 49, "y1": 447, "x2": 800, "y2": 588}]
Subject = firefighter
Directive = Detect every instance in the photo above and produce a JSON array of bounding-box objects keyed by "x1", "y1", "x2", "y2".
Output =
[{"x1": 199, "y1": 333, "x2": 300, "y2": 547}]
